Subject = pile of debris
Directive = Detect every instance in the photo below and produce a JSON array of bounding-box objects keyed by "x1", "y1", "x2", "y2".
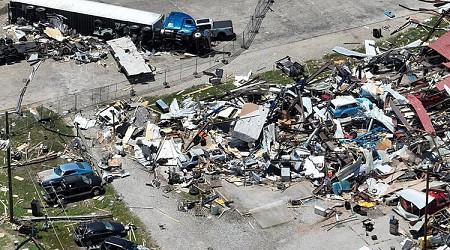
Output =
[
  {"x1": 68, "y1": 5, "x2": 450, "y2": 249},
  {"x1": 1, "y1": 21, "x2": 110, "y2": 64}
]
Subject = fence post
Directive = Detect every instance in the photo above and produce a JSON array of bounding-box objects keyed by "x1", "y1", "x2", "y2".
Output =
[
  {"x1": 163, "y1": 69, "x2": 169, "y2": 88},
  {"x1": 74, "y1": 94, "x2": 77, "y2": 111},
  {"x1": 193, "y1": 58, "x2": 199, "y2": 77},
  {"x1": 232, "y1": 40, "x2": 235, "y2": 54},
  {"x1": 58, "y1": 98, "x2": 61, "y2": 115},
  {"x1": 115, "y1": 82, "x2": 118, "y2": 99}
]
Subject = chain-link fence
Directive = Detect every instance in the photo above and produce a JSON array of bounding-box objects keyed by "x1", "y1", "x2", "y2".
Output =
[{"x1": 6, "y1": 0, "x2": 275, "y2": 115}]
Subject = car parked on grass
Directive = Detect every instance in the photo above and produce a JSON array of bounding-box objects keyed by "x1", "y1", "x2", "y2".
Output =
[
  {"x1": 73, "y1": 221, "x2": 127, "y2": 248},
  {"x1": 41, "y1": 174, "x2": 104, "y2": 206},
  {"x1": 100, "y1": 236, "x2": 150, "y2": 250},
  {"x1": 37, "y1": 161, "x2": 94, "y2": 186}
]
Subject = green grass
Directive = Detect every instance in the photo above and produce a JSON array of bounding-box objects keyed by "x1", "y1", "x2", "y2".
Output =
[
  {"x1": 0, "y1": 230, "x2": 13, "y2": 249},
  {"x1": 144, "y1": 82, "x2": 236, "y2": 106},
  {"x1": 256, "y1": 70, "x2": 294, "y2": 85},
  {"x1": 383, "y1": 16, "x2": 448, "y2": 47},
  {"x1": 0, "y1": 109, "x2": 157, "y2": 249},
  {"x1": 144, "y1": 70, "x2": 296, "y2": 116},
  {"x1": 0, "y1": 107, "x2": 73, "y2": 155}
]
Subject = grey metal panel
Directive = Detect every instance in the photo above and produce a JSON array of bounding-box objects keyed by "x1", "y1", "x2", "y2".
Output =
[
  {"x1": 232, "y1": 106, "x2": 269, "y2": 142},
  {"x1": 396, "y1": 189, "x2": 434, "y2": 210},
  {"x1": 106, "y1": 37, "x2": 152, "y2": 77},
  {"x1": 10, "y1": 0, "x2": 163, "y2": 26}
]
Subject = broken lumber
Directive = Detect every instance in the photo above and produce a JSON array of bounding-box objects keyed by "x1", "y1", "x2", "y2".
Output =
[{"x1": 17, "y1": 213, "x2": 113, "y2": 222}]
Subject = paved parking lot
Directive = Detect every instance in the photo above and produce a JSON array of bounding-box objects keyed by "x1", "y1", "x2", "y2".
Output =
[{"x1": 0, "y1": 0, "x2": 427, "y2": 111}]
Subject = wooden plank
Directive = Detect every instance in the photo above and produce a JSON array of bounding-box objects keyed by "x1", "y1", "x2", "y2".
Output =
[
  {"x1": 385, "y1": 179, "x2": 423, "y2": 195},
  {"x1": 17, "y1": 213, "x2": 113, "y2": 222},
  {"x1": 389, "y1": 100, "x2": 412, "y2": 131},
  {"x1": 380, "y1": 170, "x2": 406, "y2": 184},
  {"x1": 123, "y1": 126, "x2": 137, "y2": 145},
  {"x1": 182, "y1": 86, "x2": 213, "y2": 97}
]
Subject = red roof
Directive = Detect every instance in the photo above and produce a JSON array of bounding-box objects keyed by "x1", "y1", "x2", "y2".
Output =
[
  {"x1": 406, "y1": 94, "x2": 435, "y2": 133},
  {"x1": 429, "y1": 31, "x2": 450, "y2": 60},
  {"x1": 436, "y1": 76, "x2": 450, "y2": 91}
]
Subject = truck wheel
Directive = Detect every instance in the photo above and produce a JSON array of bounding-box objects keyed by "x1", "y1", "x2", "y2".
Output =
[
  {"x1": 93, "y1": 19, "x2": 103, "y2": 29},
  {"x1": 142, "y1": 26, "x2": 152, "y2": 33},
  {"x1": 57, "y1": 195, "x2": 66, "y2": 207},
  {"x1": 36, "y1": 7, "x2": 46, "y2": 13},
  {"x1": 189, "y1": 186, "x2": 200, "y2": 195},
  {"x1": 9, "y1": 48, "x2": 18, "y2": 55},
  {"x1": 130, "y1": 25, "x2": 140, "y2": 33},
  {"x1": 5, "y1": 38, "x2": 13, "y2": 45},
  {"x1": 123, "y1": 26, "x2": 130, "y2": 35},
  {"x1": 84, "y1": 240, "x2": 93, "y2": 248},
  {"x1": 61, "y1": 47, "x2": 70, "y2": 55},
  {"x1": 91, "y1": 187, "x2": 101, "y2": 196},
  {"x1": 217, "y1": 32, "x2": 226, "y2": 41},
  {"x1": 193, "y1": 31, "x2": 202, "y2": 39},
  {"x1": 103, "y1": 32, "x2": 112, "y2": 40}
]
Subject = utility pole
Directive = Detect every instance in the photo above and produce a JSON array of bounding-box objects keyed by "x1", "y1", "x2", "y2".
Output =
[
  {"x1": 423, "y1": 134, "x2": 443, "y2": 249},
  {"x1": 423, "y1": 161, "x2": 430, "y2": 250},
  {"x1": 6, "y1": 111, "x2": 14, "y2": 223},
  {"x1": 5, "y1": 60, "x2": 43, "y2": 224}
]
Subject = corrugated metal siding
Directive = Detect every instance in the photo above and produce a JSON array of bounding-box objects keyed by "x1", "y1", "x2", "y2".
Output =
[{"x1": 10, "y1": 0, "x2": 163, "y2": 26}]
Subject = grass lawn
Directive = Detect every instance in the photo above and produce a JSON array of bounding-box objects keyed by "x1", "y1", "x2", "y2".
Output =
[{"x1": 0, "y1": 108, "x2": 157, "y2": 249}]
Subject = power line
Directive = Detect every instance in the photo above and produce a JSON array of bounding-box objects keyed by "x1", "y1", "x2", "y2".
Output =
[{"x1": 23, "y1": 164, "x2": 65, "y2": 250}]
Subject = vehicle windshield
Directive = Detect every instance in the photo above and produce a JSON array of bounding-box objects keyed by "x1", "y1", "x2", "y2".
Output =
[
  {"x1": 102, "y1": 221, "x2": 114, "y2": 231},
  {"x1": 76, "y1": 162, "x2": 86, "y2": 169},
  {"x1": 196, "y1": 19, "x2": 210, "y2": 24},
  {"x1": 54, "y1": 166, "x2": 62, "y2": 176}
]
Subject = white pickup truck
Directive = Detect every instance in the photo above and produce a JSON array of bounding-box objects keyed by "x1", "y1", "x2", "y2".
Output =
[{"x1": 195, "y1": 18, "x2": 236, "y2": 41}]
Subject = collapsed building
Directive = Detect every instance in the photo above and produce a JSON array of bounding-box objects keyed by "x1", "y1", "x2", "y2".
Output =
[{"x1": 68, "y1": 5, "x2": 450, "y2": 248}]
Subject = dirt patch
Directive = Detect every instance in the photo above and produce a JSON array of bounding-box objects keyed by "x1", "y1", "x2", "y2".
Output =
[
  {"x1": 0, "y1": 227, "x2": 16, "y2": 250},
  {"x1": 0, "y1": 3, "x2": 7, "y2": 16}
]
